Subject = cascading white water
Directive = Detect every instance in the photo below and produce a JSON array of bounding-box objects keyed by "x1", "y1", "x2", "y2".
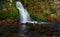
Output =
[
  {"x1": 16, "y1": 1, "x2": 31, "y2": 23},
  {"x1": 16, "y1": 1, "x2": 31, "y2": 37}
]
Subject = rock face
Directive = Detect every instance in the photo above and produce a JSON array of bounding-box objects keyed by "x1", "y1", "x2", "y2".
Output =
[
  {"x1": 0, "y1": 20, "x2": 19, "y2": 24},
  {"x1": 47, "y1": 0, "x2": 60, "y2": 22},
  {"x1": 54, "y1": 0, "x2": 60, "y2": 15}
]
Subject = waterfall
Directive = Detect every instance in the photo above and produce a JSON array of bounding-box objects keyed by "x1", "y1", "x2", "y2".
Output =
[
  {"x1": 16, "y1": 1, "x2": 38, "y2": 24},
  {"x1": 16, "y1": 1, "x2": 31, "y2": 23},
  {"x1": 16, "y1": 1, "x2": 32, "y2": 37}
]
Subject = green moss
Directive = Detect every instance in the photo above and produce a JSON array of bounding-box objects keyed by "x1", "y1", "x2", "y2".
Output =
[
  {"x1": 9, "y1": 7, "x2": 19, "y2": 20},
  {"x1": 0, "y1": 2, "x2": 19, "y2": 21},
  {"x1": 0, "y1": 10, "x2": 9, "y2": 20},
  {"x1": 31, "y1": 14, "x2": 47, "y2": 21}
]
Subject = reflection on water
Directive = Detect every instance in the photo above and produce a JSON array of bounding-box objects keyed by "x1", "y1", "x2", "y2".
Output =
[
  {"x1": 19, "y1": 24, "x2": 29, "y2": 37},
  {"x1": 19, "y1": 24, "x2": 27, "y2": 34}
]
